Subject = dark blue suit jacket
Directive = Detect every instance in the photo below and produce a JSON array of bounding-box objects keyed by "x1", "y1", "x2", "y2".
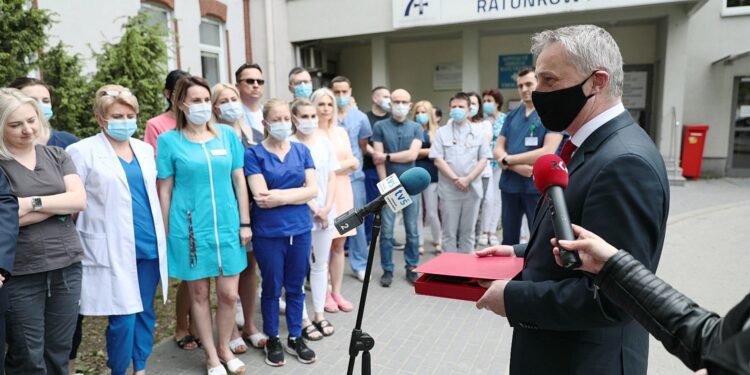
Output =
[{"x1": 504, "y1": 111, "x2": 670, "y2": 375}]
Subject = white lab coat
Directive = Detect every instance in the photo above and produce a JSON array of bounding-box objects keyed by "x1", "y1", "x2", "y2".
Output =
[{"x1": 66, "y1": 132, "x2": 168, "y2": 316}]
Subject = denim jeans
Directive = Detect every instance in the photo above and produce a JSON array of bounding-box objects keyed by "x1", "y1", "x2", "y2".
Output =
[
  {"x1": 363, "y1": 168, "x2": 381, "y2": 243},
  {"x1": 348, "y1": 178, "x2": 369, "y2": 272},
  {"x1": 379, "y1": 195, "x2": 420, "y2": 273},
  {"x1": 501, "y1": 191, "x2": 540, "y2": 245}
]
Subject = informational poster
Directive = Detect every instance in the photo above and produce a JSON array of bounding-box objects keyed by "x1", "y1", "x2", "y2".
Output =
[
  {"x1": 498, "y1": 54, "x2": 533, "y2": 89},
  {"x1": 433, "y1": 63, "x2": 462, "y2": 90},
  {"x1": 622, "y1": 71, "x2": 648, "y2": 110}
]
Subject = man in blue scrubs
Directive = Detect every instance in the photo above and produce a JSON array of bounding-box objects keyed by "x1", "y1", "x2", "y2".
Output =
[
  {"x1": 493, "y1": 69, "x2": 562, "y2": 245},
  {"x1": 332, "y1": 76, "x2": 373, "y2": 282}
]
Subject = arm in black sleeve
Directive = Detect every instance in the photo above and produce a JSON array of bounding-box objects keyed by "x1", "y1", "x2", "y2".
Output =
[
  {"x1": 0, "y1": 170, "x2": 18, "y2": 278},
  {"x1": 595, "y1": 250, "x2": 724, "y2": 371}
]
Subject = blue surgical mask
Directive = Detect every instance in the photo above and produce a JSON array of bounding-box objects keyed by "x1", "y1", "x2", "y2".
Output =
[
  {"x1": 450, "y1": 107, "x2": 467, "y2": 122},
  {"x1": 294, "y1": 83, "x2": 313, "y2": 98},
  {"x1": 218, "y1": 101, "x2": 243, "y2": 122},
  {"x1": 415, "y1": 113, "x2": 429, "y2": 126},
  {"x1": 469, "y1": 104, "x2": 479, "y2": 117},
  {"x1": 39, "y1": 102, "x2": 53, "y2": 121},
  {"x1": 268, "y1": 121, "x2": 293, "y2": 141},
  {"x1": 107, "y1": 119, "x2": 137, "y2": 141},
  {"x1": 379, "y1": 98, "x2": 391, "y2": 112},
  {"x1": 335, "y1": 95, "x2": 350, "y2": 108},
  {"x1": 186, "y1": 103, "x2": 212, "y2": 125},
  {"x1": 392, "y1": 103, "x2": 410, "y2": 118},
  {"x1": 483, "y1": 102, "x2": 496, "y2": 116}
]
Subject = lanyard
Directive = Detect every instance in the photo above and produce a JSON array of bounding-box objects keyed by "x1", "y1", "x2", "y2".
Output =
[{"x1": 529, "y1": 123, "x2": 537, "y2": 137}]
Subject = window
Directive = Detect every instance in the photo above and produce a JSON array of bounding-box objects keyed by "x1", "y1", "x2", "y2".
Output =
[
  {"x1": 199, "y1": 19, "x2": 226, "y2": 87},
  {"x1": 139, "y1": 3, "x2": 177, "y2": 70},
  {"x1": 723, "y1": 0, "x2": 750, "y2": 16}
]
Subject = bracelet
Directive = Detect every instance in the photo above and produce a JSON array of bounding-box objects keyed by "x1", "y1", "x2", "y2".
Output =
[{"x1": 240, "y1": 223, "x2": 251, "y2": 228}]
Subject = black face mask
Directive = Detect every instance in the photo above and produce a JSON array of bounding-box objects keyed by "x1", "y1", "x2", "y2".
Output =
[{"x1": 532, "y1": 71, "x2": 597, "y2": 132}]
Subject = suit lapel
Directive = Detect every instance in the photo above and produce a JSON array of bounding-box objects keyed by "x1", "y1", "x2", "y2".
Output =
[{"x1": 567, "y1": 111, "x2": 633, "y2": 176}]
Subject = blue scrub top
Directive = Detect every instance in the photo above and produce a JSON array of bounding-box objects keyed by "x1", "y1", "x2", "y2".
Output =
[
  {"x1": 415, "y1": 129, "x2": 438, "y2": 183},
  {"x1": 47, "y1": 129, "x2": 78, "y2": 149},
  {"x1": 499, "y1": 106, "x2": 553, "y2": 194},
  {"x1": 119, "y1": 156, "x2": 158, "y2": 260},
  {"x1": 244, "y1": 142, "x2": 315, "y2": 237},
  {"x1": 337, "y1": 108, "x2": 372, "y2": 181}
]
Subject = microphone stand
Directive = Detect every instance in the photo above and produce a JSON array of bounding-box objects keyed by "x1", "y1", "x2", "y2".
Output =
[{"x1": 346, "y1": 211, "x2": 380, "y2": 375}]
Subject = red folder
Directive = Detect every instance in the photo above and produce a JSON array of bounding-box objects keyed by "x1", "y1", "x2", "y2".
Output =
[{"x1": 413, "y1": 253, "x2": 524, "y2": 302}]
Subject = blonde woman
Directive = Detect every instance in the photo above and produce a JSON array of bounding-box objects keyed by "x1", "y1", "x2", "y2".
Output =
[
  {"x1": 66, "y1": 85, "x2": 168, "y2": 375},
  {"x1": 290, "y1": 99, "x2": 338, "y2": 340},
  {"x1": 413, "y1": 100, "x2": 441, "y2": 254},
  {"x1": 157, "y1": 76, "x2": 250, "y2": 375},
  {"x1": 310, "y1": 88, "x2": 358, "y2": 313},
  {"x1": 211, "y1": 83, "x2": 267, "y2": 353},
  {"x1": 0, "y1": 88, "x2": 86, "y2": 374}
]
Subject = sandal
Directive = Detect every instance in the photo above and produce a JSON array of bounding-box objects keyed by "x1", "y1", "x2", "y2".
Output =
[
  {"x1": 324, "y1": 293, "x2": 339, "y2": 313},
  {"x1": 302, "y1": 323, "x2": 323, "y2": 341},
  {"x1": 419, "y1": 246, "x2": 424, "y2": 255},
  {"x1": 175, "y1": 335, "x2": 201, "y2": 350},
  {"x1": 312, "y1": 319, "x2": 335, "y2": 337},
  {"x1": 242, "y1": 332, "x2": 268, "y2": 349},
  {"x1": 433, "y1": 242, "x2": 442, "y2": 254},
  {"x1": 331, "y1": 293, "x2": 353, "y2": 312},
  {"x1": 229, "y1": 337, "x2": 247, "y2": 354},
  {"x1": 220, "y1": 358, "x2": 246, "y2": 375},
  {"x1": 207, "y1": 364, "x2": 227, "y2": 375}
]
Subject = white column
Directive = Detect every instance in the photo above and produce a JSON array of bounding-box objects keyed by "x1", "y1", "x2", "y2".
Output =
[
  {"x1": 462, "y1": 27, "x2": 480, "y2": 92},
  {"x1": 371, "y1": 36, "x2": 389, "y2": 88}
]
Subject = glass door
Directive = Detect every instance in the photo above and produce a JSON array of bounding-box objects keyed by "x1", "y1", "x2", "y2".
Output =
[{"x1": 728, "y1": 77, "x2": 750, "y2": 176}]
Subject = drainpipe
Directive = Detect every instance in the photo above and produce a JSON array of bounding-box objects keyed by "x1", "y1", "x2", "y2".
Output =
[{"x1": 265, "y1": 0, "x2": 276, "y2": 97}]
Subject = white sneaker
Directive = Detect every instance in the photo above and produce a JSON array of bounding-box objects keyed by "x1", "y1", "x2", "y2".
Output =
[
  {"x1": 489, "y1": 235, "x2": 499, "y2": 246},
  {"x1": 235, "y1": 298, "x2": 245, "y2": 327},
  {"x1": 477, "y1": 233, "x2": 489, "y2": 246},
  {"x1": 356, "y1": 270, "x2": 366, "y2": 282}
]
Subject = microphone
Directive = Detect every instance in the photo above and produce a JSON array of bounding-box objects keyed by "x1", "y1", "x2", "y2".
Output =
[
  {"x1": 532, "y1": 154, "x2": 582, "y2": 269},
  {"x1": 334, "y1": 167, "x2": 431, "y2": 235}
]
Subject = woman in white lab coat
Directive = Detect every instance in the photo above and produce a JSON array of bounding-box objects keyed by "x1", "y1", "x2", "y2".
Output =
[{"x1": 66, "y1": 84, "x2": 168, "y2": 375}]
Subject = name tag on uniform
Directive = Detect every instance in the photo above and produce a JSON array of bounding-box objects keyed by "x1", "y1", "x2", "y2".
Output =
[
  {"x1": 524, "y1": 137, "x2": 539, "y2": 147},
  {"x1": 211, "y1": 149, "x2": 228, "y2": 156}
]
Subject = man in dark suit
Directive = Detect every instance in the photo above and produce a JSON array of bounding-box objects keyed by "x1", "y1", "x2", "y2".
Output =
[
  {"x1": 0, "y1": 170, "x2": 19, "y2": 375},
  {"x1": 475, "y1": 24, "x2": 670, "y2": 374}
]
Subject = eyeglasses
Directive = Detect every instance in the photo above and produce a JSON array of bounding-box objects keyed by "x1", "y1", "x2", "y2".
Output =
[
  {"x1": 101, "y1": 90, "x2": 133, "y2": 98},
  {"x1": 240, "y1": 78, "x2": 265, "y2": 86}
]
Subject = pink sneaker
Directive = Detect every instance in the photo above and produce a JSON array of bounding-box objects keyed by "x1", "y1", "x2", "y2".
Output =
[
  {"x1": 332, "y1": 293, "x2": 353, "y2": 312},
  {"x1": 324, "y1": 292, "x2": 339, "y2": 313}
]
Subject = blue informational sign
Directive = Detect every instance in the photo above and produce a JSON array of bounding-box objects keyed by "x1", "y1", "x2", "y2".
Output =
[{"x1": 498, "y1": 54, "x2": 533, "y2": 89}]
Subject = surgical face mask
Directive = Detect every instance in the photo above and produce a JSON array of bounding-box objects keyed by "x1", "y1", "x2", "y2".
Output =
[
  {"x1": 531, "y1": 71, "x2": 597, "y2": 132},
  {"x1": 392, "y1": 103, "x2": 410, "y2": 118},
  {"x1": 335, "y1": 95, "x2": 350, "y2": 108},
  {"x1": 415, "y1": 113, "x2": 429, "y2": 126},
  {"x1": 469, "y1": 104, "x2": 479, "y2": 117},
  {"x1": 39, "y1": 102, "x2": 53, "y2": 121},
  {"x1": 294, "y1": 82, "x2": 313, "y2": 98},
  {"x1": 185, "y1": 103, "x2": 212, "y2": 125},
  {"x1": 107, "y1": 118, "x2": 137, "y2": 141},
  {"x1": 483, "y1": 102, "x2": 496, "y2": 116},
  {"x1": 379, "y1": 98, "x2": 391, "y2": 112},
  {"x1": 449, "y1": 107, "x2": 467, "y2": 122},
  {"x1": 296, "y1": 119, "x2": 318, "y2": 135},
  {"x1": 268, "y1": 121, "x2": 293, "y2": 140},
  {"x1": 218, "y1": 101, "x2": 243, "y2": 122}
]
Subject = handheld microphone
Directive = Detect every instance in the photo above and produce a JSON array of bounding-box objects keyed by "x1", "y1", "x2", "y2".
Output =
[
  {"x1": 532, "y1": 154, "x2": 581, "y2": 269},
  {"x1": 334, "y1": 167, "x2": 431, "y2": 235}
]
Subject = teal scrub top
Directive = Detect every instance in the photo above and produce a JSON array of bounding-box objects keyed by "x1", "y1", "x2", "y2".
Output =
[{"x1": 156, "y1": 125, "x2": 247, "y2": 280}]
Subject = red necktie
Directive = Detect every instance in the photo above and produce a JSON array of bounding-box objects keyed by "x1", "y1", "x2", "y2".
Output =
[{"x1": 560, "y1": 141, "x2": 578, "y2": 164}]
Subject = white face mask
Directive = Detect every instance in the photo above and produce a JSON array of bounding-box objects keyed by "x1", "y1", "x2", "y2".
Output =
[
  {"x1": 268, "y1": 121, "x2": 293, "y2": 141},
  {"x1": 392, "y1": 103, "x2": 410, "y2": 118},
  {"x1": 185, "y1": 103, "x2": 212, "y2": 125},
  {"x1": 218, "y1": 101, "x2": 243, "y2": 122},
  {"x1": 296, "y1": 119, "x2": 318, "y2": 135}
]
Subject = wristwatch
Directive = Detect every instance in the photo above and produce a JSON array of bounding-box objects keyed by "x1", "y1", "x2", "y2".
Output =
[
  {"x1": 501, "y1": 157, "x2": 510, "y2": 166},
  {"x1": 31, "y1": 196, "x2": 42, "y2": 211},
  {"x1": 385, "y1": 154, "x2": 391, "y2": 162}
]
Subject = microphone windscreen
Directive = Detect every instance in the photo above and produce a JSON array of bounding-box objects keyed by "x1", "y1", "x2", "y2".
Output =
[
  {"x1": 399, "y1": 167, "x2": 431, "y2": 195},
  {"x1": 533, "y1": 154, "x2": 569, "y2": 193}
]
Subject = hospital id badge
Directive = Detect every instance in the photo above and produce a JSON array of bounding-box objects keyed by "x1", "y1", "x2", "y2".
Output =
[
  {"x1": 211, "y1": 149, "x2": 228, "y2": 156},
  {"x1": 524, "y1": 137, "x2": 539, "y2": 147}
]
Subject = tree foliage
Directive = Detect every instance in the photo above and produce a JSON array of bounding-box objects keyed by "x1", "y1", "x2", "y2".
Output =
[
  {"x1": 91, "y1": 13, "x2": 168, "y2": 138},
  {"x1": 0, "y1": 0, "x2": 52, "y2": 84},
  {"x1": 39, "y1": 42, "x2": 97, "y2": 138}
]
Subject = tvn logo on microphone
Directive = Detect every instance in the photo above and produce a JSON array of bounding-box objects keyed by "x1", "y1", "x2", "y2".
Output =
[{"x1": 551, "y1": 160, "x2": 568, "y2": 173}]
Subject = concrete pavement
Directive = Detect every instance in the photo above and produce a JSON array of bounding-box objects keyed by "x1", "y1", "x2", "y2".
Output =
[{"x1": 147, "y1": 177, "x2": 750, "y2": 375}]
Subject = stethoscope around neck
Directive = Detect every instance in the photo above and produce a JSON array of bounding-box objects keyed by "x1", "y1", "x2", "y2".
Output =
[{"x1": 451, "y1": 121, "x2": 477, "y2": 147}]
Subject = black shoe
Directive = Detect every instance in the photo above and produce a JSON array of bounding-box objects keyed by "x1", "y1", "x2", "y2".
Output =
[
  {"x1": 380, "y1": 271, "x2": 393, "y2": 287},
  {"x1": 286, "y1": 337, "x2": 316, "y2": 364},
  {"x1": 392, "y1": 239, "x2": 405, "y2": 250},
  {"x1": 264, "y1": 336, "x2": 286, "y2": 366},
  {"x1": 406, "y1": 268, "x2": 419, "y2": 285}
]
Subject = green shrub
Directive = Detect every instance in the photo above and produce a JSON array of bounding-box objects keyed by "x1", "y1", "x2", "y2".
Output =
[{"x1": 0, "y1": 0, "x2": 52, "y2": 84}]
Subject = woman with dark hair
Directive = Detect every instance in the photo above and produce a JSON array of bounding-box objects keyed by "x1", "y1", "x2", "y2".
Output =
[
  {"x1": 8, "y1": 77, "x2": 78, "y2": 149},
  {"x1": 478, "y1": 88, "x2": 507, "y2": 246},
  {"x1": 157, "y1": 76, "x2": 250, "y2": 375},
  {"x1": 144, "y1": 70, "x2": 191, "y2": 152}
]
